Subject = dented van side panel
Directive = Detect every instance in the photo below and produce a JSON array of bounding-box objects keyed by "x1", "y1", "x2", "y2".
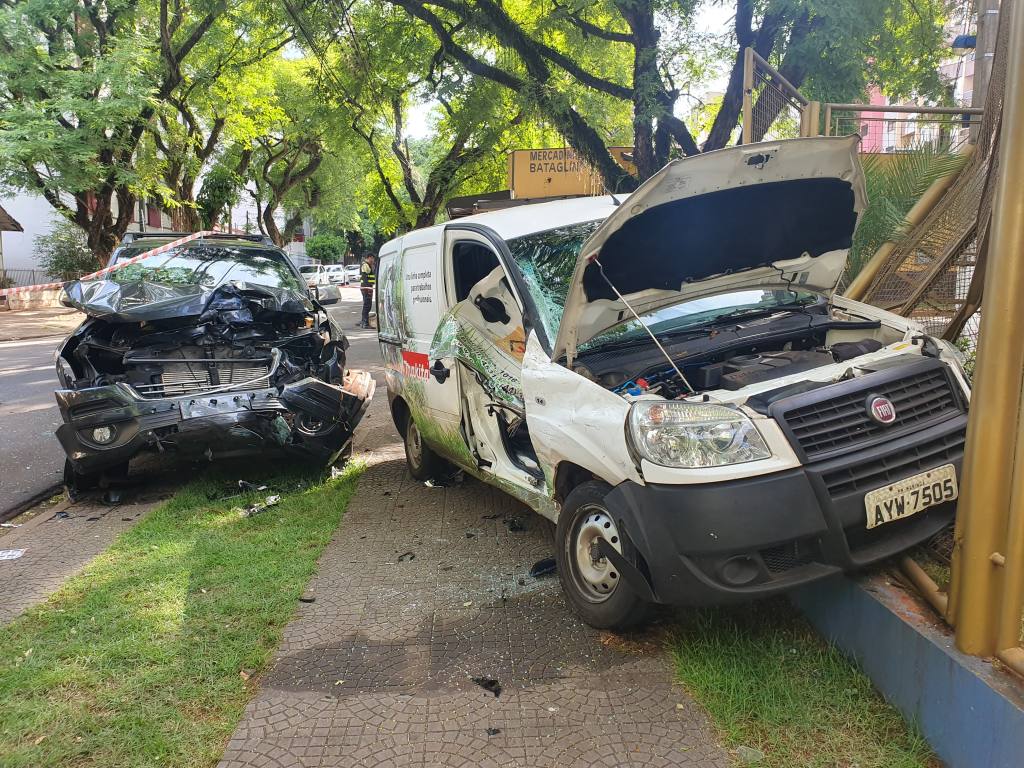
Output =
[{"x1": 522, "y1": 332, "x2": 643, "y2": 497}]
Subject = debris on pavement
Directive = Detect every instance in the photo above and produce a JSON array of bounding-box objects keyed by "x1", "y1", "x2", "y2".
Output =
[
  {"x1": 239, "y1": 495, "x2": 281, "y2": 517},
  {"x1": 397, "y1": 551, "x2": 416, "y2": 562},
  {"x1": 0, "y1": 549, "x2": 26, "y2": 561},
  {"x1": 529, "y1": 557, "x2": 557, "y2": 578},
  {"x1": 485, "y1": 728, "x2": 501, "y2": 736},
  {"x1": 505, "y1": 517, "x2": 526, "y2": 532},
  {"x1": 298, "y1": 595, "x2": 316, "y2": 603},
  {"x1": 1, "y1": 523, "x2": 22, "y2": 529},
  {"x1": 736, "y1": 745, "x2": 766, "y2": 764},
  {"x1": 102, "y1": 489, "x2": 125, "y2": 506},
  {"x1": 471, "y1": 676, "x2": 502, "y2": 697}
]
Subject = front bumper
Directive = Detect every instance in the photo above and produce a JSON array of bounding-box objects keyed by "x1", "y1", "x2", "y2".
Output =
[
  {"x1": 56, "y1": 372, "x2": 375, "y2": 475},
  {"x1": 604, "y1": 414, "x2": 966, "y2": 606}
]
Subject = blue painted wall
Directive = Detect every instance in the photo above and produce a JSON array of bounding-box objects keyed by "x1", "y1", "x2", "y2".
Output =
[{"x1": 792, "y1": 574, "x2": 1024, "y2": 768}]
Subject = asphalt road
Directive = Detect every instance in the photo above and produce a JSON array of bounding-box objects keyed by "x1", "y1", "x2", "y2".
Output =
[
  {"x1": 0, "y1": 335, "x2": 66, "y2": 512},
  {"x1": 0, "y1": 290, "x2": 378, "y2": 516}
]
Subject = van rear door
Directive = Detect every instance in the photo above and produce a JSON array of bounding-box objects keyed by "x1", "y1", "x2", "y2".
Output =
[{"x1": 381, "y1": 231, "x2": 465, "y2": 454}]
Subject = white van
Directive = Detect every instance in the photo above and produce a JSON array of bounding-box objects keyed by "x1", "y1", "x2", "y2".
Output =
[{"x1": 376, "y1": 137, "x2": 971, "y2": 628}]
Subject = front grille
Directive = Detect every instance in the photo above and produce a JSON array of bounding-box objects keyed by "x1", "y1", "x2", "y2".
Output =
[
  {"x1": 778, "y1": 365, "x2": 961, "y2": 461},
  {"x1": 134, "y1": 361, "x2": 272, "y2": 398},
  {"x1": 822, "y1": 429, "x2": 966, "y2": 497},
  {"x1": 760, "y1": 539, "x2": 817, "y2": 574}
]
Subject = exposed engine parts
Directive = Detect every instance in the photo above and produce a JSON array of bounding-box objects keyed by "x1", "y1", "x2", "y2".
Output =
[{"x1": 55, "y1": 246, "x2": 374, "y2": 488}]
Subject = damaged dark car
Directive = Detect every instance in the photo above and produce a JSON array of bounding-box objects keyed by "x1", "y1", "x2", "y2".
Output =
[{"x1": 54, "y1": 233, "x2": 374, "y2": 490}]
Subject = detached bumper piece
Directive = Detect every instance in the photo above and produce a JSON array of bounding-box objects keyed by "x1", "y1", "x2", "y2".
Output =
[
  {"x1": 604, "y1": 415, "x2": 966, "y2": 606},
  {"x1": 56, "y1": 370, "x2": 375, "y2": 476}
]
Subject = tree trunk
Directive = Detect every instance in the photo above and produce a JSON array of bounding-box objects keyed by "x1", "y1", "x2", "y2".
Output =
[{"x1": 704, "y1": 1, "x2": 784, "y2": 151}]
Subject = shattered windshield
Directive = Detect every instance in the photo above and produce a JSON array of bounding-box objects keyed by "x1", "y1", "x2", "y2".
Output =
[
  {"x1": 505, "y1": 220, "x2": 601, "y2": 341},
  {"x1": 110, "y1": 245, "x2": 303, "y2": 291}
]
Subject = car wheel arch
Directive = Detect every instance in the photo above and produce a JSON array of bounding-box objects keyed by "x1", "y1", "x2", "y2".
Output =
[
  {"x1": 390, "y1": 396, "x2": 411, "y2": 438},
  {"x1": 553, "y1": 461, "x2": 607, "y2": 506}
]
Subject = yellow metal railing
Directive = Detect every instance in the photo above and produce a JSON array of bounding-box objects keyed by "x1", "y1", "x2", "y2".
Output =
[
  {"x1": 740, "y1": 48, "x2": 816, "y2": 144},
  {"x1": 948, "y1": 0, "x2": 1024, "y2": 675}
]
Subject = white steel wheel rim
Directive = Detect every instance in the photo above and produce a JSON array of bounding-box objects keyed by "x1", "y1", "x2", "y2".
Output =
[
  {"x1": 406, "y1": 420, "x2": 423, "y2": 470},
  {"x1": 571, "y1": 504, "x2": 623, "y2": 602}
]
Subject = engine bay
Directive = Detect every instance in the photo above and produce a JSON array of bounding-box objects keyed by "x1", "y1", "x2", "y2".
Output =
[
  {"x1": 572, "y1": 307, "x2": 892, "y2": 400},
  {"x1": 58, "y1": 284, "x2": 346, "y2": 395}
]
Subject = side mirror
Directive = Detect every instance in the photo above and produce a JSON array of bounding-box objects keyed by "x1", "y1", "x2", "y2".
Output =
[{"x1": 474, "y1": 295, "x2": 510, "y2": 325}]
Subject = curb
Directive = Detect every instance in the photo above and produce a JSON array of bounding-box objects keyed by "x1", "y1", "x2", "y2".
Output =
[{"x1": 1, "y1": 483, "x2": 64, "y2": 525}]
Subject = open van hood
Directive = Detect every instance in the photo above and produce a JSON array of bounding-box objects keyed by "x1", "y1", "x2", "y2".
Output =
[{"x1": 552, "y1": 136, "x2": 866, "y2": 364}]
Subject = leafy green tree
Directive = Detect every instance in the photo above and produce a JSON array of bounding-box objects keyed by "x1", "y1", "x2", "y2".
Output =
[
  {"x1": 380, "y1": 0, "x2": 954, "y2": 188},
  {"x1": 306, "y1": 233, "x2": 348, "y2": 264},
  {"x1": 0, "y1": 0, "x2": 237, "y2": 260}
]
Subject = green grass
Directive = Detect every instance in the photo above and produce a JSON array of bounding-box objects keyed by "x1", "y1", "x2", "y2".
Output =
[
  {"x1": 671, "y1": 600, "x2": 937, "y2": 768},
  {"x1": 0, "y1": 460, "x2": 364, "y2": 768}
]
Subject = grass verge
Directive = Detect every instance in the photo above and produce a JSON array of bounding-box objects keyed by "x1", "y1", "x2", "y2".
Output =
[
  {"x1": 0, "y1": 460, "x2": 364, "y2": 768},
  {"x1": 671, "y1": 600, "x2": 937, "y2": 768}
]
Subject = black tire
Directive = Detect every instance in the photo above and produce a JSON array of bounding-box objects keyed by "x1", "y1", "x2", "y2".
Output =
[
  {"x1": 403, "y1": 411, "x2": 451, "y2": 482},
  {"x1": 556, "y1": 480, "x2": 652, "y2": 630}
]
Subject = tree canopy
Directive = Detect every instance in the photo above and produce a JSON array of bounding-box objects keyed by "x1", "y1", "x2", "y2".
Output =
[{"x1": 0, "y1": 0, "x2": 958, "y2": 258}]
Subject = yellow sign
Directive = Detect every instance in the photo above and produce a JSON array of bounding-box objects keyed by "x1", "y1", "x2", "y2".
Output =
[{"x1": 508, "y1": 147, "x2": 635, "y2": 199}]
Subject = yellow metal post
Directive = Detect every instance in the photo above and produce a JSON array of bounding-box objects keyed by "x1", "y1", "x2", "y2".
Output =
[
  {"x1": 823, "y1": 103, "x2": 832, "y2": 137},
  {"x1": 742, "y1": 47, "x2": 753, "y2": 145},
  {"x1": 951, "y1": 0, "x2": 1024, "y2": 656}
]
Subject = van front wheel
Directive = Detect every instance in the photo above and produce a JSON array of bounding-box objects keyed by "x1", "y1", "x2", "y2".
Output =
[
  {"x1": 556, "y1": 480, "x2": 652, "y2": 630},
  {"x1": 403, "y1": 413, "x2": 450, "y2": 482}
]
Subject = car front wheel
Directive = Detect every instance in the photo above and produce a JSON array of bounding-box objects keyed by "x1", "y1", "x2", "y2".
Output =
[
  {"x1": 556, "y1": 480, "x2": 651, "y2": 630},
  {"x1": 403, "y1": 412, "x2": 451, "y2": 482}
]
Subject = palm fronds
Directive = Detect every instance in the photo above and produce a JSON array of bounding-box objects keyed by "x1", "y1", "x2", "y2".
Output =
[{"x1": 847, "y1": 146, "x2": 970, "y2": 282}]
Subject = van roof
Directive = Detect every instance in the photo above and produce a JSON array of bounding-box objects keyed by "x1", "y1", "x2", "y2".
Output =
[{"x1": 386, "y1": 194, "x2": 626, "y2": 249}]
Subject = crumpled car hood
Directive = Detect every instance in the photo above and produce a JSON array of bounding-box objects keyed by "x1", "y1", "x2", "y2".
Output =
[
  {"x1": 62, "y1": 278, "x2": 314, "y2": 323},
  {"x1": 552, "y1": 136, "x2": 866, "y2": 364}
]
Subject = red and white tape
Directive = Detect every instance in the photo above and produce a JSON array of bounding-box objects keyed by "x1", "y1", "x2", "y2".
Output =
[{"x1": 0, "y1": 230, "x2": 216, "y2": 298}]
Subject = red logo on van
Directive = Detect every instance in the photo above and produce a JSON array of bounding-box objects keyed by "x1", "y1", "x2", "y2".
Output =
[
  {"x1": 867, "y1": 396, "x2": 897, "y2": 425},
  {"x1": 400, "y1": 351, "x2": 430, "y2": 381}
]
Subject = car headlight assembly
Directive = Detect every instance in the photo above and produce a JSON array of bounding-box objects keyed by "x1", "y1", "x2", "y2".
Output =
[{"x1": 629, "y1": 401, "x2": 771, "y2": 468}]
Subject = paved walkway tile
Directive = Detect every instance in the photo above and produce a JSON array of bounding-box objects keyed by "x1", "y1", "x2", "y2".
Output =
[
  {"x1": 0, "y1": 495, "x2": 156, "y2": 623},
  {"x1": 220, "y1": 410, "x2": 731, "y2": 768}
]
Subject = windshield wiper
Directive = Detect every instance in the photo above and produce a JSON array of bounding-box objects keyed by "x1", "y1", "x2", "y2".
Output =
[{"x1": 708, "y1": 302, "x2": 814, "y2": 327}]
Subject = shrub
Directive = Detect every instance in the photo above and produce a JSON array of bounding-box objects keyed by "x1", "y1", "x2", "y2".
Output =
[{"x1": 35, "y1": 222, "x2": 98, "y2": 279}]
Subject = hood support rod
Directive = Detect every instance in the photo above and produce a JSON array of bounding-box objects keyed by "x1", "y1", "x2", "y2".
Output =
[{"x1": 592, "y1": 258, "x2": 695, "y2": 395}]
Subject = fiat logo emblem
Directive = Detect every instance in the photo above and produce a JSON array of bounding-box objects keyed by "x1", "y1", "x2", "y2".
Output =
[{"x1": 867, "y1": 395, "x2": 897, "y2": 425}]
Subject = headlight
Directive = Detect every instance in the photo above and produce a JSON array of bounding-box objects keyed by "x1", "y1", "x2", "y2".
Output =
[
  {"x1": 629, "y1": 401, "x2": 771, "y2": 468},
  {"x1": 89, "y1": 425, "x2": 116, "y2": 445}
]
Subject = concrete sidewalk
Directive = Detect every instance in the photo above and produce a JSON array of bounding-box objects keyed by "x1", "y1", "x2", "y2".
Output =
[
  {"x1": 218, "y1": 393, "x2": 730, "y2": 768},
  {"x1": 0, "y1": 307, "x2": 83, "y2": 342}
]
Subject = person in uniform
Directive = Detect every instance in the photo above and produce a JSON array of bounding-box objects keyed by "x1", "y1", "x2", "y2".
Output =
[{"x1": 359, "y1": 253, "x2": 376, "y2": 329}]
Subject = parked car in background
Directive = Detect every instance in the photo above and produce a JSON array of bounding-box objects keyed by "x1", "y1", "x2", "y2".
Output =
[
  {"x1": 55, "y1": 233, "x2": 374, "y2": 491},
  {"x1": 325, "y1": 264, "x2": 348, "y2": 284},
  {"x1": 345, "y1": 264, "x2": 361, "y2": 284},
  {"x1": 375, "y1": 136, "x2": 970, "y2": 630},
  {"x1": 298, "y1": 264, "x2": 341, "y2": 303}
]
